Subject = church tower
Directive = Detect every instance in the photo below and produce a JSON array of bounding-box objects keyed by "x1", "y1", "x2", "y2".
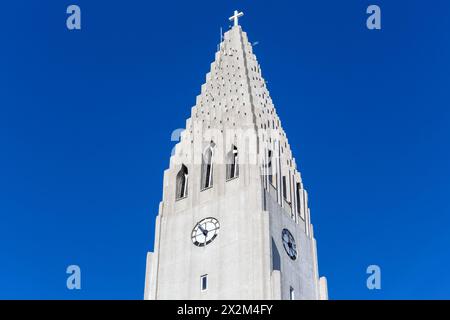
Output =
[{"x1": 144, "y1": 11, "x2": 328, "y2": 300}]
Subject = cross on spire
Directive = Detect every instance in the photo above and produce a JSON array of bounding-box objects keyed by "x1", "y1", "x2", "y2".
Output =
[{"x1": 229, "y1": 10, "x2": 244, "y2": 27}]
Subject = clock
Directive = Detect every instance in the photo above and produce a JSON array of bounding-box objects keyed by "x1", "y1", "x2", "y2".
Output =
[
  {"x1": 191, "y1": 217, "x2": 220, "y2": 247},
  {"x1": 282, "y1": 228, "x2": 297, "y2": 260}
]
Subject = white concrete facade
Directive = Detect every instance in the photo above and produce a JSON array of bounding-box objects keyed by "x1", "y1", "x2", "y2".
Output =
[{"x1": 144, "y1": 21, "x2": 327, "y2": 300}]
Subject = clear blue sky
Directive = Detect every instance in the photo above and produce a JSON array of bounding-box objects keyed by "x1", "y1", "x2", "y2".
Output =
[{"x1": 1, "y1": 0, "x2": 449, "y2": 299}]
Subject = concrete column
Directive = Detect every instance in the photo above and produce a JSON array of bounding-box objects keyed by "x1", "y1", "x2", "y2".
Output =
[
  {"x1": 271, "y1": 270, "x2": 281, "y2": 300},
  {"x1": 319, "y1": 277, "x2": 329, "y2": 300}
]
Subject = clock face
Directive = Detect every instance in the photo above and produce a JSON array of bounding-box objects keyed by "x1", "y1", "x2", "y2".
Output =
[
  {"x1": 191, "y1": 217, "x2": 220, "y2": 247},
  {"x1": 282, "y1": 228, "x2": 297, "y2": 260}
]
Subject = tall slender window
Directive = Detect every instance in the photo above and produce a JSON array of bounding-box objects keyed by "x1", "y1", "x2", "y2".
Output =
[
  {"x1": 201, "y1": 274, "x2": 208, "y2": 292},
  {"x1": 296, "y1": 183, "x2": 301, "y2": 215},
  {"x1": 268, "y1": 150, "x2": 274, "y2": 186},
  {"x1": 176, "y1": 164, "x2": 188, "y2": 200},
  {"x1": 201, "y1": 143, "x2": 214, "y2": 190},
  {"x1": 226, "y1": 145, "x2": 239, "y2": 180},
  {"x1": 282, "y1": 176, "x2": 287, "y2": 200}
]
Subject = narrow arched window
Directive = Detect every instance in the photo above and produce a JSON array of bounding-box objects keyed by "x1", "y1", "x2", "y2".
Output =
[
  {"x1": 201, "y1": 143, "x2": 214, "y2": 190},
  {"x1": 226, "y1": 145, "x2": 239, "y2": 180},
  {"x1": 282, "y1": 176, "x2": 288, "y2": 200},
  {"x1": 176, "y1": 164, "x2": 188, "y2": 200},
  {"x1": 267, "y1": 149, "x2": 274, "y2": 186},
  {"x1": 296, "y1": 183, "x2": 301, "y2": 215}
]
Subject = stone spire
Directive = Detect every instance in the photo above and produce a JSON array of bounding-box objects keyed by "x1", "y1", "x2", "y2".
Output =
[{"x1": 175, "y1": 13, "x2": 310, "y2": 231}]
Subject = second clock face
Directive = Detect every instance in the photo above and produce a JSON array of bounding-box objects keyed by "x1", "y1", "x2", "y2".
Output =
[
  {"x1": 191, "y1": 217, "x2": 220, "y2": 247},
  {"x1": 282, "y1": 228, "x2": 297, "y2": 260}
]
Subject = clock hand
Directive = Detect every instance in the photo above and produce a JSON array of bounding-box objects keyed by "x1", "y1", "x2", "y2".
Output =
[{"x1": 198, "y1": 224, "x2": 208, "y2": 236}]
